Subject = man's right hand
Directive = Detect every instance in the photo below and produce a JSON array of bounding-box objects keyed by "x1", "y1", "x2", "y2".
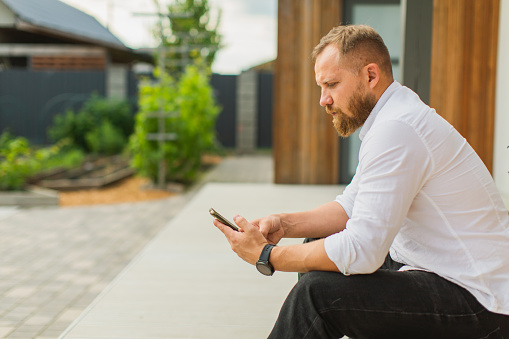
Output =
[{"x1": 251, "y1": 214, "x2": 285, "y2": 245}]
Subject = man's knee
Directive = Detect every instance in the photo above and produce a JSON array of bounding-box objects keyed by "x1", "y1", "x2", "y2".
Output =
[{"x1": 293, "y1": 271, "x2": 352, "y2": 304}]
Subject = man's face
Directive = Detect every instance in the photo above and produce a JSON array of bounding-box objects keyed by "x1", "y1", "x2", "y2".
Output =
[{"x1": 315, "y1": 45, "x2": 376, "y2": 137}]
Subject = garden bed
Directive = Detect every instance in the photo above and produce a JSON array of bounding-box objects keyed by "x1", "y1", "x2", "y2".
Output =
[
  {"x1": 32, "y1": 155, "x2": 135, "y2": 191},
  {"x1": 0, "y1": 153, "x2": 223, "y2": 208}
]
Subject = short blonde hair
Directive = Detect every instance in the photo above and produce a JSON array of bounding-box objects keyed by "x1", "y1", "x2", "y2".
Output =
[{"x1": 312, "y1": 25, "x2": 393, "y2": 77}]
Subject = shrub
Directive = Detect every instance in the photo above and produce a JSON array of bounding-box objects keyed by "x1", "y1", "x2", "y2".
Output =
[
  {"x1": 129, "y1": 65, "x2": 220, "y2": 184},
  {"x1": 49, "y1": 95, "x2": 134, "y2": 154},
  {"x1": 85, "y1": 121, "x2": 125, "y2": 155},
  {"x1": 0, "y1": 133, "x2": 61, "y2": 190},
  {"x1": 40, "y1": 147, "x2": 84, "y2": 171}
]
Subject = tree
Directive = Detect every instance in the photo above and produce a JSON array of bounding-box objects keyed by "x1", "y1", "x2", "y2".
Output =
[
  {"x1": 129, "y1": 65, "x2": 220, "y2": 184},
  {"x1": 153, "y1": 0, "x2": 222, "y2": 75}
]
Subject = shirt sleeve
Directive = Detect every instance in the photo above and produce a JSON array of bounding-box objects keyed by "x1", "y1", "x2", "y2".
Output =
[
  {"x1": 335, "y1": 168, "x2": 360, "y2": 218},
  {"x1": 324, "y1": 120, "x2": 433, "y2": 274}
]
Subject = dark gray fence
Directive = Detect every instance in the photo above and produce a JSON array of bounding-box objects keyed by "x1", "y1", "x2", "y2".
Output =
[
  {"x1": 211, "y1": 74, "x2": 236, "y2": 148},
  {"x1": 0, "y1": 70, "x2": 106, "y2": 144},
  {"x1": 0, "y1": 70, "x2": 273, "y2": 148},
  {"x1": 210, "y1": 72, "x2": 273, "y2": 149},
  {"x1": 257, "y1": 72, "x2": 273, "y2": 149}
]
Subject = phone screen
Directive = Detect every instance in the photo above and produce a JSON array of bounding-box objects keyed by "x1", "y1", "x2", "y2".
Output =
[{"x1": 209, "y1": 208, "x2": 240, "y2": 231}]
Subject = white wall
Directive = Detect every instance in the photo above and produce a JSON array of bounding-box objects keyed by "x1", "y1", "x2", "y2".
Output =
[
  {"x1": 494, "y1": 0, "x2": 509, "y2": 207},
  {"x1": 106, "y1": 64, "x2": 128, "y2": 100},
  {"x1": 0, "y1": 1, "x2": 15, "y2": 26}
]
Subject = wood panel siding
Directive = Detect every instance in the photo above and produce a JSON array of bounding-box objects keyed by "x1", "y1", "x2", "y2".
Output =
[
  {"x1": 274, "y1": 0, "x2": 342, "y2": 184},
  {"x1": 430, "y1": 0, "x2": 499, "y2": 172},
  {"x1": 31, "y1": 56, "x2": 106, "y2": 70}
]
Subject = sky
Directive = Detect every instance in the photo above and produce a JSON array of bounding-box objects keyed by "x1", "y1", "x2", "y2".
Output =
[{"x1": 60, "y1": 0, "x2": 278, "y2": 74}]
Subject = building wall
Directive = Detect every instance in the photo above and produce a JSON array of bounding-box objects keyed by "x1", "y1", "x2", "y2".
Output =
[
  {"x1": 107, "y1": 64, "x2": 128, "y2": 100},
  {"x1": 236, "y1": 69, "x2": 258, "y2": 153},
  {"x1": 494, "y1": 0, "x2": 509, "y2": 206}
]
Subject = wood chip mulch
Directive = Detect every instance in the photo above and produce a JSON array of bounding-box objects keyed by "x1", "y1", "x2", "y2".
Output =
[{"x1": 59, "y1": 176, "x2": 176, "y2": 207}]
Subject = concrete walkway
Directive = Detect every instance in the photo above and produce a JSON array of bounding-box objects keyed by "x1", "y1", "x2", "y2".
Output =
[
  {"x1": 0, "y1": 154, "x2": 344, "y2": 338},
  {"x1": 61, "y1": 182, "x2": 343, "y2": 339}
]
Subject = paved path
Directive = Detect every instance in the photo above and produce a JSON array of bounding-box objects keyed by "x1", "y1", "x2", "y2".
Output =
[
  {"x1": 0, "y1": 154, "x2": 279, "y2": 338},
  {"x1": 0, "y1": 192, "x2": 189, "y2": 338},
  {"x1": 0, "y1": 154, "x2": 344, "y2": 338},
  {"x1": 60, "y1": 183, "x2": 342, "y2": 338}
]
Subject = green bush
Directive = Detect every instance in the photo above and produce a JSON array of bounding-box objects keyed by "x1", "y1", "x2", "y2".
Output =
[
  {"x1": 0, "y1": 133, "x2": 61, "y2": 191},
  {"x1": 49, "y1": 95, "x2": 134, "y2": 154},
  {"x1": 86, "y1": 121, "x2": 125, "y2": 155},
  {"x1": 129, "y1": 65, "x2": 220, "y2": 184},
  {"x1": 40, "y1": 146, "x2": 84, "y2": 171}
]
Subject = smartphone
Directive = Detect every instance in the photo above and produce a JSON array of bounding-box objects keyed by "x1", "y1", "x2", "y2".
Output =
[{"x1": 209, "y1": 208, "x2": 240, "y2": 231}]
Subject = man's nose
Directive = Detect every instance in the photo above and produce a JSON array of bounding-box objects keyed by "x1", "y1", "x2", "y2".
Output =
[{"x1": 319, "y1": 91, "x2": 332, "y2": 107}]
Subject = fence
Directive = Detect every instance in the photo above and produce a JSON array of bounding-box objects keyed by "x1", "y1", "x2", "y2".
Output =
[
  {"x1": 0, "y1": 70, "x2": 106, "y2": 144},
  {"x1": 0, "y1": 70, "x2": 273, "y2": 149}
]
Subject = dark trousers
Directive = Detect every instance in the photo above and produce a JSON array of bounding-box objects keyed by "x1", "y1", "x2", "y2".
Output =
[{"x1": 269, "y1": 250, "x2": 509, "y2": 338}]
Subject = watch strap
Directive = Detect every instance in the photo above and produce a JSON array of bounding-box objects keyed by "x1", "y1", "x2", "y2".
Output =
[{"x1": 259, "y1": 244, "x2": 276, "y2": 263}]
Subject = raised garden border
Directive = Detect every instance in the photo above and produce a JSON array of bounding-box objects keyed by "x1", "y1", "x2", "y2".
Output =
[{"x1": 0, "y1": 186, "x2": 59, "y2": 208}]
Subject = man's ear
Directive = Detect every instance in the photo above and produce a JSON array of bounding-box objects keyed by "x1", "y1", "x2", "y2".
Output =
[{"x1": 365, "y1": 63, "x2": 380, "y2": 89}]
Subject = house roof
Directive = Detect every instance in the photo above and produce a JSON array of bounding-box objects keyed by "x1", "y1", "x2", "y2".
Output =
[{"x1": 1, "y1": 0, "x2": 126, "y2": 49}]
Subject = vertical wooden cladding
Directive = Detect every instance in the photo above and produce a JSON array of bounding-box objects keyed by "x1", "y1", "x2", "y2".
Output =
[
  {"x1": 274, "y1": 0, "x2": 342, "y2": 184},
  {"x1": 430, "y1": 0, "x2": 499, "y2": 172}
]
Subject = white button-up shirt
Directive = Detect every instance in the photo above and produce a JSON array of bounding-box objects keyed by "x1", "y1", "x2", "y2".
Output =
[{"x1": 324, "y1": 81, "x2": 509, "y2": 315}]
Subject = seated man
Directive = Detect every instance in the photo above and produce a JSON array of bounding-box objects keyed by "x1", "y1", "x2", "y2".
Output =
[{"x1": 213, "y1": 24, "x2": 509, "y2": 338}]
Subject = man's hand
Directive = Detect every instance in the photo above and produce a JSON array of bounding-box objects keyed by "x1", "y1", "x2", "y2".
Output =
[
  {"x1": 251, "y1": 215, "x2": 285, "y2": 245},
  {"x1": 213, "y1": 215, "x2": 268, "y2": 265},
  {"x1": 214, "y1": 213, "x2": 341, "y2": 273}
]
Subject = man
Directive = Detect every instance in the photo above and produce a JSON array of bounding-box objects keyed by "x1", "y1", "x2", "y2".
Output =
[{"x1": 213, "y1": 25, "x2": 509, "y2": 338}]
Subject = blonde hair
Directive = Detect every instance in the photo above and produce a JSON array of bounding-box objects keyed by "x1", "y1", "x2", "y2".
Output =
[{"x1": 312, "y1": 25, "x2": 393, "y2": 77}]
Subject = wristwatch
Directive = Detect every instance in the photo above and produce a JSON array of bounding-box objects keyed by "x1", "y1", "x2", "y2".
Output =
[{"x1": 256, "y1": 244, "x2": 276, "y2": 276}]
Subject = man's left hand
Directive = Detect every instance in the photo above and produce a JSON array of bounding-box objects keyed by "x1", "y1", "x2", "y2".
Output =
[{"x1": 213, "y1": 215, "x2": 268, "y2": 265}]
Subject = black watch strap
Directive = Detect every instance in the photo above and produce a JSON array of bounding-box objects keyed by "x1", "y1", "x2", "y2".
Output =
[
  {"x1": 259, "y1": 244, "x2": 275, "y2": 262},
  {"x1": 256, "y1": 244, "x2": 276, "y2": 276}
]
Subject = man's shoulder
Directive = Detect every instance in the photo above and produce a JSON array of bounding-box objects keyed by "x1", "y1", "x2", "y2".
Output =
[{"x1": 375, "y1": 86, "x2": 447, "y2": 133}]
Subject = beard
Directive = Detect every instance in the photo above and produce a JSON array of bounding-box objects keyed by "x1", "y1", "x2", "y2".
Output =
[{"x1": 326, "y1": 84, "x2": 376, "y2": 137}]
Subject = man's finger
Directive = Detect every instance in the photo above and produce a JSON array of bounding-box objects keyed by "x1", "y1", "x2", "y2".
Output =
[
  {"x1": 213, "y1": 218, "x2": 237, "y2": 237},
  {"x1": 233, "y1": 215, "x2": 256, "y2": 232},
  {"x1": 257, "y1": 218, "x2": 273, "y2": 238}
]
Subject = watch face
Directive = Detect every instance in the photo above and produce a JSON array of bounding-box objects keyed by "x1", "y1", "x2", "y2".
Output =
[{"x1": 256, "y1": 262, "x2": 274, "y2": 276}]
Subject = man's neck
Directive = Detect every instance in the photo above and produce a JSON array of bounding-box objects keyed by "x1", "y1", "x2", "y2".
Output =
[{"x1": 374, "y1": 78, "x2": 394, "y2": 102}]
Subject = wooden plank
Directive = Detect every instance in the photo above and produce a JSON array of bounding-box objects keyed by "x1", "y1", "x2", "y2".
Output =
[
  {"x1": 274, "y1": 0, "x2": 299, "y2": 183},
  {"x1": 486, "y1": 0, "x2": 500, "y2": 170},
  {"x1": 146, "y1": 133, "x2": 177, "y2": 141},
  {"x1": 273, "y1": 0, "x2": 342, "y2": 184},
  {"x1": 299, "y1": 0, "x2": 313, "y2": 183},
  {"x1": 145, "y1": 111, "x2": 179, "y2": 118},
  {"x1": 430, "y1": 0, "x2": 499, "y2": 172},
  {"x1": 318, "y1": 0, "x2": 341, "y2": 185}
]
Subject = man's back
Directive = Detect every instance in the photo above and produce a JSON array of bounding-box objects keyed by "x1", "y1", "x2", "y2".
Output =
[{"x1": 360, "y1": 82, "x2": 509, "y2": 314}]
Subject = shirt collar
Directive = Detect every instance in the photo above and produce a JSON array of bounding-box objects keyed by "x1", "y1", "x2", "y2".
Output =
[{"x1": 359, "y1": 81, "x2": 401, "y2": 141}]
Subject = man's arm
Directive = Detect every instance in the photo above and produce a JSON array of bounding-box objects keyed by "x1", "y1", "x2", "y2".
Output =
[
  {"x1": 270, "y1": 238, "x2": 340, "y2": 273},
  {"x1": 252, "y1": 201, "x2": 349, "y2": 244},
  {"x1": 213, "y1": 201, "x2": 348, "y2": 273}
]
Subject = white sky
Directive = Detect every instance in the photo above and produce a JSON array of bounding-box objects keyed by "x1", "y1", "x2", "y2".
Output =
[{"x1": 60, "y1": 0, "x2": 278, "y2": 74}]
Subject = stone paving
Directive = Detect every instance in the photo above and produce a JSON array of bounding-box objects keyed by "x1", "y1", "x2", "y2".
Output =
[{"x1": 0, "y1": 154, "x2": 273, "y2": 339}]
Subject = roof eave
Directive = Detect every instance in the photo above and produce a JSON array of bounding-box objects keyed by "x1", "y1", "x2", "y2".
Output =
[{"x1": 15, "y1": 19, "x2": 128, "y2": 51}]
